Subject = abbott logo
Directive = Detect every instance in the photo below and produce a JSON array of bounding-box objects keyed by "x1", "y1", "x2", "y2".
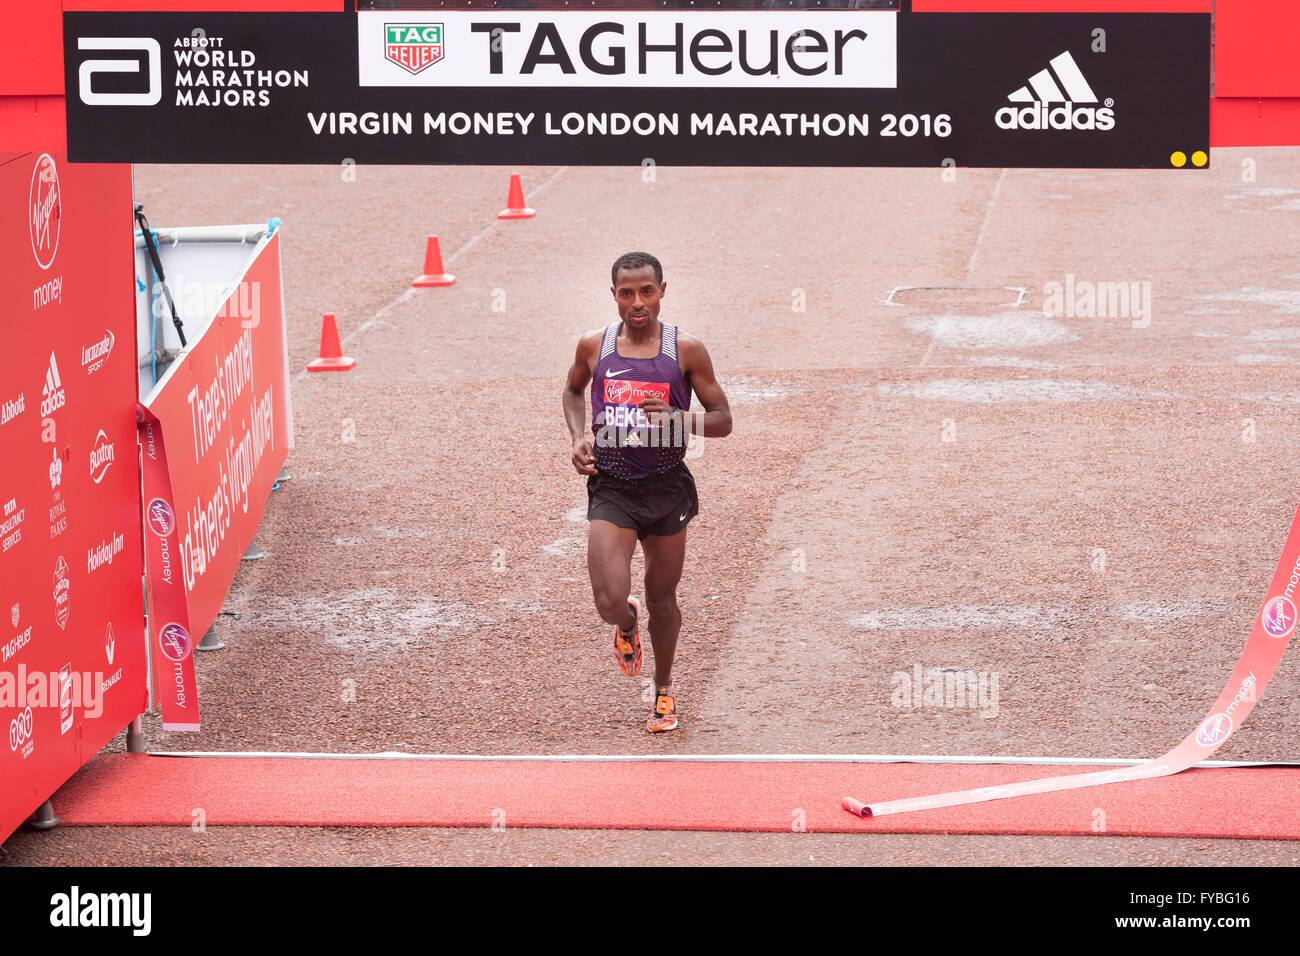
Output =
[
  {"x1": 995, "y1": 51, "x2": 1114, "y2": 132},
  {"x1": 78, "y1": 37, "x2": 162, "y2": 106}
]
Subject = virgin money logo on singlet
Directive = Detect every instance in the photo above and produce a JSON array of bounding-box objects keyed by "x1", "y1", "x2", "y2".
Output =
[
  {"x1": 604, "y1": 379, "x2": 669, "y2": 406},
  {"x1": 602, "y1": 378, "x2": 670, "y2": 432}
]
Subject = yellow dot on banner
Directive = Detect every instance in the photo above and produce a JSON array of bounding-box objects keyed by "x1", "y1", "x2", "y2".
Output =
[
  {"x1": 1192, "y1": 150, "x2": 1208, "y2": 167},
  {"x1": 1170, "y1": 151, "x2": 1188, "y2": 168}
]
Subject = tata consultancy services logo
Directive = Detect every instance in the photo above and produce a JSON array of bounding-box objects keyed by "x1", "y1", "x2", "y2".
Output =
[
  {"x1": 385, "y1": 23, "x2": 444, "y2": 75},
  {"x1": 159, "y1": 622, "x2": 192, "y2": 662},
  {"x1": 1260, "y1": 595, "x2": 1295, "y2": 639},
  {"x1": 29, "y1": 153, "x2": 61, "y2": 270}
]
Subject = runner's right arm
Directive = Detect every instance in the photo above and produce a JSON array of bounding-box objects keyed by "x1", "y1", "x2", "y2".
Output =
[{"x1": 563, "y1": 331, "x2": 602, "y2": 475}]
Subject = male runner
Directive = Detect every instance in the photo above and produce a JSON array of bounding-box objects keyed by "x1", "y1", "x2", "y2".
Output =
[{"x1": 562, "y1": 252, "x2": 732, "y2": 733}]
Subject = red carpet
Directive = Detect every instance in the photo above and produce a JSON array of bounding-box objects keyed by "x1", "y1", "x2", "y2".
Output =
[{"x1": 52, "y1": 755, "x2": 1299, "y2": 839}]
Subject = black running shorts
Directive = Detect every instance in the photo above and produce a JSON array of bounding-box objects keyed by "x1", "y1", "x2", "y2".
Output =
[{"x1": 587, "y1": 462, "x2": 699, "y2": 540}]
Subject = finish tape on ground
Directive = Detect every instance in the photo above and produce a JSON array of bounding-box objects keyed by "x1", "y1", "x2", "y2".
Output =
[{"x1": 843, "y1": 505, "x2": 1300, "y2": 819}]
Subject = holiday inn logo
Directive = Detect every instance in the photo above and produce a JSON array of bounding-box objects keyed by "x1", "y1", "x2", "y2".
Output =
[{"x1": 385, "y1": 23, "x2": 444, "y2": 75}]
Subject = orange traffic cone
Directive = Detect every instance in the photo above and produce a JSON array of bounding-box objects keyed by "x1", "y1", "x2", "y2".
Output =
[
  {"x1": 412, "y1": 234, "x2": 456, "y2": 287},
  {"x1": 306, "y1": 312, "x2": 356, "y2": 372},
  {"x1": 497, "y1": 173, "x2": 536, "y2": 220}
]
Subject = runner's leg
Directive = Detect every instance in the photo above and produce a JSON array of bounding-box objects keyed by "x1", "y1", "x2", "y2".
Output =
[
  {"x1": 642, "y1": 529, "x2": 687, "y2": 687},
  {"x1": 588, "y1": 519, "x2": 638, "y2": 631}
]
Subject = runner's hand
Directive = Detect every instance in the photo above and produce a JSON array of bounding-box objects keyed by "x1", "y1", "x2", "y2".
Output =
[
  {"x1": 572, "y1": 439, "x2": 597, "y2": 476},
  {"x1": 639, "y1": 397, "x2": 675, "y2": 429}
]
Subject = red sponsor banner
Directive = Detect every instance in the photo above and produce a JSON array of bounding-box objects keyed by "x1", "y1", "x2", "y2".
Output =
[
  {"x1": 1, "y1": 152, "x2": 146, "y2": 845},
  {"x1": 844, "y1": 505, "x2": 1300, "y2": 818},
  {"x1": 604, "y1": 378, "x2": 669, "y2": 405},
  {"x1": 142, "y1": 233, "x2": 290, "y2": 644},
  {"x1": 138, "y1": 405, "x2": 199, "y2": 732}
]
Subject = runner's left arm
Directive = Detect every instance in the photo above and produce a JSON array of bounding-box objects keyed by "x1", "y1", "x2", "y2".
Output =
[{"x1": 672, "y1": 335, "x2": 732, "y2": 438}]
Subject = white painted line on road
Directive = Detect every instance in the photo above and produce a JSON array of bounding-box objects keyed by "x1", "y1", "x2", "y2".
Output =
[{"x1": 145, "y1": 751, "x2": 1297, "y2": 768}]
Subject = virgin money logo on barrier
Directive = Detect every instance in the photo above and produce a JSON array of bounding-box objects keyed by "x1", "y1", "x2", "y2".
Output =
[
  {"x1": 1260, "y1": 595, "x2": 1295, "y2": 639},
  {"x1": 90, "y1": 429, "x2": 116, "y2": 484},
  {"x1": 53, "y1": 554, "x2": 70, "y2": 629},
  {"x1": 29, "y1": 153, "x2": 61, "y2": 270},
  {"x1": 385, "y1": 23, "x2": 444, "y2": 75},
  {"x1": 9, "y1": 706, "x2": 34, "y2": 759},
  {"x1": 81, "y1": 329, "x2": 116, "y2": 375},
  {"x1": 1194, "y1": 712, "x2": 1232, "y2": 747},
  {"x1": 146, "y1": 497, "x2": 175, "y2": 536},
  {"x1": 158, "y1": 622, "x2": 192, "y2": 662},
  {"x1": 604, "y1": 379, "x2": 669, "y2": 405}
]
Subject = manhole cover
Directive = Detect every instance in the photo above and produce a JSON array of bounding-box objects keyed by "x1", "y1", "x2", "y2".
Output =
[{"x1": 885, "y1": 286, "x2": 1030, "y2": 309}]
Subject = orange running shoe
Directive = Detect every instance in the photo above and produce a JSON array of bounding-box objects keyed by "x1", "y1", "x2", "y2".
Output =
[
  {"x1": 646, "y1": 687, "x2": 679, "y2": 733},
  {"x1": 613, "y1": 596, "x2": 642, "y2": 677}
]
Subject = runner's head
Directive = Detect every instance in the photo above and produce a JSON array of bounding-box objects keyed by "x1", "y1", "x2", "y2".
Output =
[{"x1": 611, "y1": 252, "x2": 665, "y2": 331}]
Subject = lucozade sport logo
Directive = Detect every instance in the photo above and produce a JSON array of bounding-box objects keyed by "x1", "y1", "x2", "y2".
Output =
[
  {"x1": 995, "y1": 51, "x2": 1114, "y2": 132},
  {"x1": 29, "y1": 154, "x2": 61, "y2": 270}
]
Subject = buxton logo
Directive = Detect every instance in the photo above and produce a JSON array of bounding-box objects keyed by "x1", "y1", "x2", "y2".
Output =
[
  {"x1": 996, "y1": 51, "x2": 1114, "y2": 132},
  {"x1": 385, "y1": 23, "x2": 444, "y2": 75},
  {"x1": 1260, "y1": 595, "x2": 1295, "y2": 639},
  {"x1": 82, "y1": 329, "x2": 115, "y2": 374},
  {"x1": 29, "y1": 153, "x2": 61, "y2": 270},
  {"x1": 90, "y1": 429, "x2": 116, "y2": 484},
  {"x1": 1195, "y1": 712, "x2": 1233, "y2": 747},
  {"x1": 146, "y1": 497, "x2": 175, "y2": 536},
  {"x1": 158, "y1": 622, "x2": 192, "y2": 662}
]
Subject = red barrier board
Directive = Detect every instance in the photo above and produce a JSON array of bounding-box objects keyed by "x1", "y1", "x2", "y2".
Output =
[
  {"x1": 0, "y1": 152, "x2": 146, "y2": 845},
  {"x1": 142, "y1": 234, "x2": 290, "y2": 661}
]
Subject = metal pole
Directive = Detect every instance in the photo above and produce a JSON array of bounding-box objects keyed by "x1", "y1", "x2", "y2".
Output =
[{"x1": 127, "y1": 716, "x2": 146, "y2": 754}]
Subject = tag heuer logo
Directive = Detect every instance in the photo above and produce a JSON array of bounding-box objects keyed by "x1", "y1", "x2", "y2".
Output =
[{"x1": 385, "y1": 23, "x2": 444, "y2": 75}]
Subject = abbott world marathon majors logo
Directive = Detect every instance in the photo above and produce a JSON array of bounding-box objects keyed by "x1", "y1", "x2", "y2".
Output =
[
  {"x1": 996, "y1": 51, "x2": 1114, "y2": 132},
  {"x1": 29, "y1": 153, "x2": 61, "y2": 270}
]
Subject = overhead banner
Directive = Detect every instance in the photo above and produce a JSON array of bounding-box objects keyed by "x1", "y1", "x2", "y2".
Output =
[
  {"x1": 844, "y1": 504, "x2": 1300, "y2": 819},
  {"x1": 61, "y1": 6, "x2": 1210, "y2": 168}
]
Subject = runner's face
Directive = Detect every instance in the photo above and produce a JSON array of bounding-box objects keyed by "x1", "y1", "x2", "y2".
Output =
[{"x1": 612, "y1": 266, "x2": 665, "y2": 330}]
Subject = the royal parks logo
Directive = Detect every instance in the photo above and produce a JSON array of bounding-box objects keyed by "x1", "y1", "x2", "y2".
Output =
[{"x1": 385, "y1": 23, "x2": 444, "y2": 76}]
